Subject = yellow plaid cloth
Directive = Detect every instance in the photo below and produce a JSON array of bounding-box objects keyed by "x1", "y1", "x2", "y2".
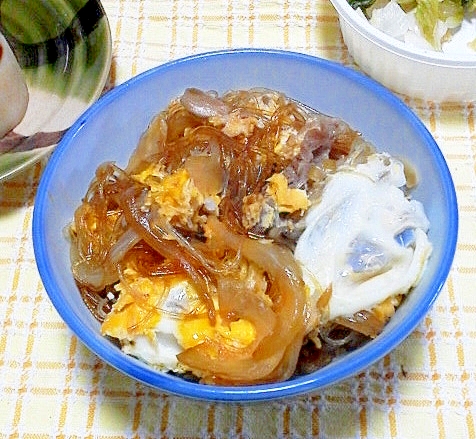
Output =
[{"x1": 1, "y1": 0, "x2": 475, "y2": 437}]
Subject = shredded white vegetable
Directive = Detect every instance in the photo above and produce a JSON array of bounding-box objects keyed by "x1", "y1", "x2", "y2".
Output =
[{"x1": 358, "y1": 0, "x2": 476, "y2": 54}]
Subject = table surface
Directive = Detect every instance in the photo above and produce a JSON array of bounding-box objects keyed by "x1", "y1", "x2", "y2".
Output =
[{"x1": 1, "y1": 1, "x2": 475, "y2": 438}]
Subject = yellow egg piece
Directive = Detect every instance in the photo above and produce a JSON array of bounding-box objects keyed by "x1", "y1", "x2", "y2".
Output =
[
  {"x1": 266, "y1": 173, "x2": 310, "y2": 213},
  {"x1": 178, "y1": 315, "x2": 256, "y2": 350},
  {"x1": 152, "y1": 168, "x2": 204, "y2": 228},
  {"x1": 101, "y1": 275, "x2": 166, "y2": 339}
]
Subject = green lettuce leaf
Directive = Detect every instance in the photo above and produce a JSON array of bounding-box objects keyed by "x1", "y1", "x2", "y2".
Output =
[
  {"x1": 439, "y1": 0, "x2": 464, "y2": 27},
  {"x1": 414, "y1": 0, "x2": 440, "y2": 48}
]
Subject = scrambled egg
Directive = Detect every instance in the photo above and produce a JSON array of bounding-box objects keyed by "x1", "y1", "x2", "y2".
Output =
[
  {"x1": 241, "y1": 173, "x2": 310, "y2": 229},
  {"x1": 266, "y1": 173, "x2": 310, "y2": 214},
  {"x1": 102, "y1": 268, "x2": 257, "y2": 372},
  {"x1": 151, "y1": 168, "x2": 204, "y2": 229}
]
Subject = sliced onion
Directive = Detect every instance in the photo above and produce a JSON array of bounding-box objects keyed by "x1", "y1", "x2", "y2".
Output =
[
  {"x1": 184, "y1": 152, "x2": 224, "y2": 196},
  {"x1": 115, "y1": 180, "x2": 217, "y2": 324},
  {"x1": 108, "y1": 227, "x2": 141, "y2": 265},
  {"x1": 334, "y1": 310, "x2": 387, "y2": 338},
  {"x1": 180, "y1": 88, "x2": 230, "y2": 118},
  {"x1": 217, "y1": 275, "x2": 276, "y2": 350},
  {"x1": 120, "y1": 242, "x2": 185, "y2": 277},
  {"x1": 177, "y1": 216, "x2": 308, "y2": 384},
  {"x1": 126, "y1": 113, "x2": 168, "y2": 174},
  {"x1": 70, "y1": 166, "x2": 126, "y2": 291}
]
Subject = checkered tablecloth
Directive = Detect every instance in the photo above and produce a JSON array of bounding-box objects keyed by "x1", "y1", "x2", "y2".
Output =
[{"x1": 1, "y1": 1, "x2": 475, "y2": 438}]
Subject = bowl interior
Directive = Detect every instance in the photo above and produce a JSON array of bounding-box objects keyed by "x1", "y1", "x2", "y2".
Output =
[{"x1": 33, "y1": 49, "x2": 458, "y2": 401}]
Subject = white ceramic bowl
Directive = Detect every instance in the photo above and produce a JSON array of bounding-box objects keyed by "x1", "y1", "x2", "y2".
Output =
[
  {"x1": 330, "y1": 0, "x2": 476, "y2": 102},
  {"x1": 33, "y1": 49, "x2": 458, "y2": 401}
]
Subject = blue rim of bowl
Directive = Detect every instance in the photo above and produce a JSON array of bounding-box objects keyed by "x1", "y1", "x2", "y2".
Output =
[{"x1": 33, "y1": 48, "x2": 458, "y2": 402}]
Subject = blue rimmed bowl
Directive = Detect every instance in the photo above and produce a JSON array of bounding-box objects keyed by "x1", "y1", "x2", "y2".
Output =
[{"x1": 32, "y1": 49, "x2": 458, "y2": 402}]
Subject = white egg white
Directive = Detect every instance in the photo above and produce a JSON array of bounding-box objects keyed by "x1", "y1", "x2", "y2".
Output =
[
  {"x1": 119, "y1": 281, "x2": 193, "y2": 372},
  {"x1": 294, "y1": 153, "x2": 432, "y2": 320}
]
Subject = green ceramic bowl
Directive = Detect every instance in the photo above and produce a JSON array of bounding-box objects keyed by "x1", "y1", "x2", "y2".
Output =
[{"x1": 0, "y1": 0, "x2": 111, "y2": 181}]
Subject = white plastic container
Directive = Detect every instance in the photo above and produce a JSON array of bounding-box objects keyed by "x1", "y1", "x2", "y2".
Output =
[{"x1": 330, "y1": 0, "x2": 476, "y2": 102}]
